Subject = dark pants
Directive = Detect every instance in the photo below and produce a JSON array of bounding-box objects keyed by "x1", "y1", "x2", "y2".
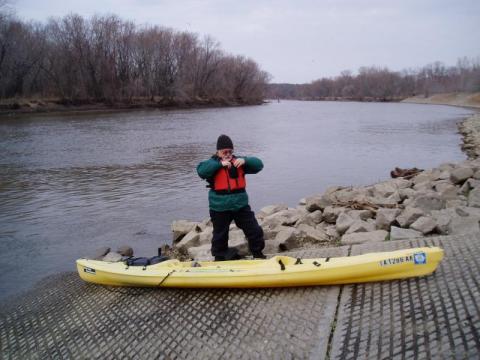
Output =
[{"x1": 210, "y1": 205, "x2": 264, "y2": 258}]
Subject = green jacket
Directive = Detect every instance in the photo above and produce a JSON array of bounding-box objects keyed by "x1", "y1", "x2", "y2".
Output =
[{"x1": 197, "y1": 156, "x2": 264, "y2": 211}]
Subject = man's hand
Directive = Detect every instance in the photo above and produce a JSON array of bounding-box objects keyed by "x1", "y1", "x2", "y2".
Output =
[
  {"x1": 233, "y1": 158, "x2": 245, "y2": 168},
  {"x1": 221, "y1": 160, "x2": 232, "y2": 168}
]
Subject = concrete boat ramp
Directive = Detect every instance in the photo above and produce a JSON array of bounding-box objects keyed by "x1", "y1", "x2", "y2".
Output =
[{"x1": 1, "y1": 233, "x2": 479, "y2": 359}]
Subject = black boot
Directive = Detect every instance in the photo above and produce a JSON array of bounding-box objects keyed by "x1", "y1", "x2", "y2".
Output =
[
  {"x1": 252, "y1": 252, "x2": 267, "y2": 259},
  {"x1": 215, "y1": 248, "x2": 242, "y2": 261}
]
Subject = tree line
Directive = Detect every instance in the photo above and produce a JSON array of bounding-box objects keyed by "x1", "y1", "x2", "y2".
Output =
[
  {"x1": 0, "y1": 8, "x2": 270, "y2": 105},
  {"x1": 268, "y1": 58, "x2": 480, "y2": 101}
]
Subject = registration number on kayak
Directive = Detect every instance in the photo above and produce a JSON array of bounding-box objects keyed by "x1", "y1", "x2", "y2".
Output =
[
  {"x1": 379, "y1": 252, "x2": 426, "y2": 267},
  {"x1": 84, "y1": 267, "x2": 96, "y2": 274}
]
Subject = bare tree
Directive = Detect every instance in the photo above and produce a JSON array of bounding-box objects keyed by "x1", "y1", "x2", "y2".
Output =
[{"x1": 267, "y1": 57, "x2": 480, "y2": 101}]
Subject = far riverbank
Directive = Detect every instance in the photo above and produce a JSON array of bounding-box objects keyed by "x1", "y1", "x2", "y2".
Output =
[{"x1": 0, "y1": 97, "x2": 264, "y2": 117}]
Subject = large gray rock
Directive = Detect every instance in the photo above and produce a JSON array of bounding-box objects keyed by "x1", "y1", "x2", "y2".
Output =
[
  {"x1": 258, "y1": 204, "x2": 288, "y2": 219},
  {"x1": 328, "y1": 187, "x2": 368, "y2": 204},
  {"x1": 398, "y1": 188, "x2": 416, "y2": 201},
  {"x1": 430, "y1": 208, "x2": 463, "y2": 234},
  {"x1": 410, "y1": 216, "x2": 436, "y2": 234},
  {"x1": 341, "y1": 230, "x2": 388, "y2": 245},
  {"x1": 450, "y1": 167, "x2": 474, "y2": 184},
  {"x1": 434, "y1": 183, "x2": 458, "y2": 200},
  {"x1": 347, "y1": 210, "x2": 374, "y2": 221},
  {"x1": 431, "y1": 169, "x2": 451, "y2": 181},
  {"x1": 390, "y1": 178, "x2": 413, "y2": 189},
  {"x1": 262, "y1": 212, "x2": 285, "y2": 229},
  {"x1": 345, "y1": 220, "x2": 376, "y2": 234},
  {"x1": 305, "y1": 194, "x2": 332, "y2": 212},
  {"x1": 412, "y1": 172, "x2": 432, "y2": 185},
  {"x1": 229, "y1": 229, "x2": 246, "y2": 242},
  {"x1": 327, "y1": 187, "x2": 352, "y2": 202},
  {"x1": 447, "y1": 216, "x2": 480, "y2": 235},
  {"x1": 263, "y1": 239, "x2": 283, "y2": 254},
  {"x1": 274, "y1": 227, "x2": 301, "y2": 249},
  {"x1": 324, "y1": 225, "x2": 340, "y2": 241},
  {"x1": 446, "y1": 199, "x2": 467, "y2": 208},
  {"x1": 92, "y1": 247, "x2": 110, "y2": 260},
  {"x1": 411, "y1": 194, "x2": 446, "y2": 212},
  {"x1": 196, "y1": 219, "x2": 209, "y2": 232},
  {"x1": 413, "y1": 182, "x2": 433, "y2": 191},
  {"x1": 296, "y1": 206, "x2": 309, "y2": 216},
  {"x1": 102, "y1": 252, "x2": 123, "y2": 262},
  {"x1": 176, "y1": 230, "x2": 201, "y2": 251},
  {"x1": 372, "y1": 182, "x2": 396, "y2": 197},
  {"x1": 201, "y1": 218, "x2": 212, "y2": 227},
  {"x1": 375, "y1": 208, "x2": 401, "y2": 230},
  {"x1": 468, "y1": 188, "x2": 480, "y2": 208},
  {"x1": 262, "y1": 226, "x2": 277, "y2": 240},
  {"x1": 434, "y1": 214, "x2": 451, "y2": 234},
  {"x1": 459, "y1": 178, "x2": 480, "y2": 195},
  {"x1": 187, "y1": 244, "x2": 213, "y2": 261},
  {"x1": 323, "y1": 206, "x2": 346, "y2": 223},
  {"x1": 296, "y1": 210, "x2": 323, "y2": 227},
  {"x1": 198, "y1": 230, "x2": 213, "y2": 245},
  {"x1": 336, "y1": 213, "x2": 355, "y2": 234},
  {"x1": 308, "y1": 210, "x2": 323, "y2": 224},
  {"x1": 369, "y1": 196, "x2": 400, "y2": 207},
  {"x1": 263, "y1": 225, "x2": 291, "y2": 240},
  {"x1": 396, "y1": 207, "x2": 425, "y2": 227},
  {"x1": 295, "y1": 214, "x2": 315, "y2": 228},
  {"x1": 228, "y1": 231, "x2": 249, "y2": 255},
  {"x1": 438, "y1": 162, "x2": 455, "y2": 171},
  {"x1": 386, "y1": 191, "x2": 402, "y2": 204},
  {"x1": 456, "y1": 206, "x2": 480, "y2": 218},
  {"x1": 263, "y1": 209, "x2": 301, "y2": 228},
  {"x1": 116, "y1": 245, "x2": 134, "y2": 257},
  {"x1": 390, "y1": 226, "x2": 424, "y2": 240},
  {"x1": 297, "y1": 224, "x2": 329, "y2": 243},
  {"x1": 171, "y1": 220, "x2": 198, "y2": 242}
]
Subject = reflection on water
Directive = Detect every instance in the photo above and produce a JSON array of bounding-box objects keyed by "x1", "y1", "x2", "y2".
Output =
[{"x1": 0, "y1": 101, "x2": 473, "y2": 300}]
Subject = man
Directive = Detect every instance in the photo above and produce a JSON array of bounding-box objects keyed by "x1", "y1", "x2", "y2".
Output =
[{"x1": 197, "y1": 134, "x2": 266, "y2": 261}]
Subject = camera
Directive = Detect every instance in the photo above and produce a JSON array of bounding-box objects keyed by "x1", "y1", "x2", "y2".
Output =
[{"x1": 228, "y1": 164, "x2": 239, "y2": 178}]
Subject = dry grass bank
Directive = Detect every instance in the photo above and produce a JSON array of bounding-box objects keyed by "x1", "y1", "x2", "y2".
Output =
[{"x1": 402, "y1": 92, "x2": 480, "y2": 109}]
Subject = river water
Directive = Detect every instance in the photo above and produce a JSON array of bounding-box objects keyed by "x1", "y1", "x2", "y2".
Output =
[{"x1": 0, "y1": 101, "x2": 474, "y2": 300}]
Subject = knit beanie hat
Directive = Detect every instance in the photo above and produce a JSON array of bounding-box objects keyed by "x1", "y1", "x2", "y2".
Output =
[{"x1": 216, "y1": 134, "x2": 234, "y2": 150}]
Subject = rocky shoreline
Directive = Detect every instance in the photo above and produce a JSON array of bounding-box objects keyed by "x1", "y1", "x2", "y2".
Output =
[
  {"x1": 459, "y1": 113, "x2": 480, "y2": 158},
  {"x1": 165, "y1": 112, "x2": 480, "y2": 262}
]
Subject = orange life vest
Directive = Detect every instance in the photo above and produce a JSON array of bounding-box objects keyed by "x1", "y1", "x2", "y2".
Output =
[{"x1": 213, "y1": 158, "x2": 246, "y2": 193}]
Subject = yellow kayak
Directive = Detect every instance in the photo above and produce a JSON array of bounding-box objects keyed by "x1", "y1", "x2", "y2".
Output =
[{"x1": 76, "y1": 247, "x2": 443, "y2": 288}]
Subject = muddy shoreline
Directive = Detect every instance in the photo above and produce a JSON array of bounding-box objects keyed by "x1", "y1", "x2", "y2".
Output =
[{"x1": 0, "y1": 97, "x2": 265, "y2": 117}]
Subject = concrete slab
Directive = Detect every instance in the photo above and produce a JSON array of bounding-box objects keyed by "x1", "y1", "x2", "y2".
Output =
[
  {"x1": 330, "y1": 234, "x2": 480, "y2": 359},
  {"x1": 0, "y1": 247, "x2": 348, "y2": 360}
]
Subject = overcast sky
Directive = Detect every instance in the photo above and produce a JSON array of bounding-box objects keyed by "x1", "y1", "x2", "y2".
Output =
[{"x1": 12, "y1": 0, "x2": 480, "y2": 83}]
